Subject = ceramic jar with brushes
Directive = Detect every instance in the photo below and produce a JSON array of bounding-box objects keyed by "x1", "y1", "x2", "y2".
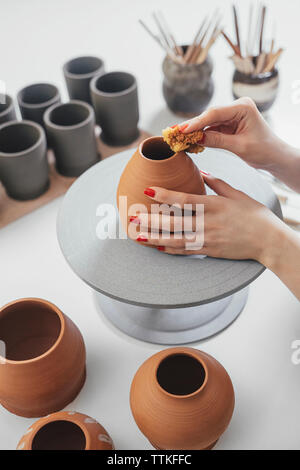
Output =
[
  {"x1": 139, "y1": 11, "x2": 221, "y2": 116},
  {"x1": 222, "y1": 3, "x2": 283, "y2": 113}
]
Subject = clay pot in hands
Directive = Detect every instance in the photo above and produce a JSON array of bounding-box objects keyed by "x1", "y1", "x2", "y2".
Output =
[
  {"x1": 0, "y1": 298, "x2": 86, "y2": 418},
  {"x1": 117, "y1": 136, "x2": 206, "y2": 235},
  {"x1": 130, "y1": 347, "x2": 235, "y2": 450},
  {"x1": 17, "y1": 411, "x2": 114, "y2": 450}
]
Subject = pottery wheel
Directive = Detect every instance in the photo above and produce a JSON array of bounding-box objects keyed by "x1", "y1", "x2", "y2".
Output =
[{"x1": 57, "y1": 148, "x2": 282, "y2": 344}]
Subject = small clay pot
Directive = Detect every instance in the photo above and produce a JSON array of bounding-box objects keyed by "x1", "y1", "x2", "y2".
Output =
[
  {"x1": 63, "y1": 56, "x2": 105, "y2": 104},
  {"x1": 17, "y1": 83, "x2": 61, "y2": 129},
  {"x1": 0, "y1": 298, "x2": 86, "y2": 418},
  {"x1": 232, "y1": 68, "x2": 279, "y2": 113},
  {"x1": 117, "y1": 136, "x2": 206, "y2": 235},
  {"x1": 90, "y1": 71, "x2": 139, "y2": 146},
  {"x1": 162, "y1": 48, "x2": 214, "y2": 117},
  {"x1": 0, "y1": 120, "x2": 49, "y2": 200},
  {"x1": 17, "y1": 411, "x2": 114, "y2": 450},
  {"x1": 44, "y1": 100, "x2": 100, "y2": 177},
  {"x1": 0, "y1": 94, "x2": 17, "y2": 124},
  {"x1": 130, "y1": 347, "x2": 235, "y2": 450}
]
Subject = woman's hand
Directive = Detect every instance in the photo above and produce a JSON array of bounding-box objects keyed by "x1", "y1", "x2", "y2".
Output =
[
  {"x1": 131, "y1": 173, "x2": 282, "y2": 263},
  {"x1": 179, "y1": 98, "x2": 296, "y2": 173}
]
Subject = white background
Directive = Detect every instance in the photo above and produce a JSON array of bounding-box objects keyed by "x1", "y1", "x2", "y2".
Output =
[{"x1": 0, "y1": 0, "x2": 300, "y2": 450}]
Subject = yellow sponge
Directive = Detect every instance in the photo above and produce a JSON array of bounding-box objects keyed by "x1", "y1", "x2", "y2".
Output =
[{"x1": 162, "y1": 125, "x2": 205, "y2": 154}]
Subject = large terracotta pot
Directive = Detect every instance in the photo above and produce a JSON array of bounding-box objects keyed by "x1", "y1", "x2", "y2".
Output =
[
  {"x1": 130, "y1": 347, "x2": 235, "y2": 450},
  {"x1": 17, "y1": 411, "x2": 114, "y2": 450},
  {"x1": 117, "y1": 136, "x2": 206, "y2": 235},
  {"x1": 0, "y1": 298, "x2": 86, "y2": 418}
]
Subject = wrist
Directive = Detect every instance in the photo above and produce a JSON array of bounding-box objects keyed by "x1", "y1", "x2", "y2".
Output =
[
  {"x1": 258, "y1": 217, "x2": 296, "y2": 272},
  {"x1": 265, "y1": 140, "x2": 300, "y2": 177}
]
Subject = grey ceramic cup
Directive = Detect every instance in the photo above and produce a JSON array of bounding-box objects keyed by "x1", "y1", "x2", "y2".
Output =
[
  {"x1": 0, "y1": 120, "x2": 49, "y2": 200},
  {"x1": 17, "y1": 83, "x2": 61, "y2": 129},
  {"x1": 162, "y1": 47, "x2": 214, "y2": 117},
  {"x1": 44, "y1": 100, "x2": 99, "y2": 177},
  {"x1": 90, "y1": 71, "x2": 139, "y2": 146},
  {"x1": 63, "y1": 56, "x2": 105, "y2": 104},
  {"x1": 0, "y1": 94, "x2": 17, "y2": 124}
]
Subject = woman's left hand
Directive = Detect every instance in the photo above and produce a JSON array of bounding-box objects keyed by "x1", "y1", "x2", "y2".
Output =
[{"x1": 130, "y1": 172, "x2": 282, "y2": 263}]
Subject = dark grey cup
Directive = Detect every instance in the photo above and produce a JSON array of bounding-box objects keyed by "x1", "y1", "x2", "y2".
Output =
[
  {"x1": 44, "y1": 100, "x2": 99, "y2": 177},
  {"x1": 0, "y1": 94, "x2": 17, "y2": 124},
  {"x1": 0, "y1": 120, "x2": 49, "y2": 200},
  {"x1": 90, "y1": 71, "x2": 139, "y2": 146},
  {"x1": 17, "y1": 83, "x2": 61, "y2": 129},
  {"x1": 162, "y1": 47, "x2": 214, "y2": 117},
  {"x1": 63, "y1": 56, "x2": 105, "y2": 104}
]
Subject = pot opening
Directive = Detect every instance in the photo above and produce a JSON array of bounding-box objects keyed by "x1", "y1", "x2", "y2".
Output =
[
  {"x1": 20, "y1": 84, "x2": 58, "y2": 105},
  {"x1": 32, "y1": 420, "x2": 86, "y2": 450},
  {"x1": 156, "y1": 353, "x2": 206, "y2": 396},
  {"x1": 0, "y1": 123, "x2": 40, "y2": 153},
  {"x1": 141, "y1": 137, "x2": 174, "y2": 160},
  {"x1": 0, "y1": 95, "x2": 12, "y2": 114},
  {"x1": 49, "y1": 102, "x2": 89, "y2": 126},
  {"x1": 0, "y1": 300, "x2": 61, "y2": 361},
  {"x1": 66, "y1": 56, "x2": 103, "y2": 75},
  {"x1": 95, "y1": 72, "x2": 135, "y2": 94}
]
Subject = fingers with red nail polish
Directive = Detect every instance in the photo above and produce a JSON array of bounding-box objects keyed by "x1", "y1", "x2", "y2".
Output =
[
  {"x1": 179, "y1": 124, "x2": 188, "y2": 132},
  {"x1": 129, "y1": 216, "x2": 140, "y2": 224},
  {"x1": 157, "y1": 246, "x2": 165, "y2": 251},
  {"x1": 136, "y1": 236, "x2": 148, "y2": 242},
  {"x1": 144, "y1": 188, "x2": 156, "y2": 197}
]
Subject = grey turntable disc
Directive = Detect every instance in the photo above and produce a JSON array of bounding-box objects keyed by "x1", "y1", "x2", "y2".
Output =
[{"x1": 57, "y1": 148, "x2": 282, "y2": 344}]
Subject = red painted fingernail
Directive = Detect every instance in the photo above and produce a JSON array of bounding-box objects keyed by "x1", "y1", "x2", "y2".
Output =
[
  {"x1": 171, "y1": 124, "x2": 178, "y2": 129},
  {"x1": 200, "y1": 170, "x2": 210, "y2": 176},
  {"x1": 137, "y1": 236, "x2": 148, "y2": 242},
  {"x1": 157, "y1": 246, "x2": 165, "y2": 251},
  {"x1": 144, "y1": 188, "x2": 155, "y2": 197},
  {"x1": 179, "y1": 124, "x2": 188, "y2": 132},
  {"x1": 129, "y1": 216, "x2": 140, "y2": 224}
]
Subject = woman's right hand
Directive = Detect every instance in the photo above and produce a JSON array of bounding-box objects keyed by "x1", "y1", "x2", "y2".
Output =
[{"x1": 179, "y1": 97, "x2": 289, "y2": 173}]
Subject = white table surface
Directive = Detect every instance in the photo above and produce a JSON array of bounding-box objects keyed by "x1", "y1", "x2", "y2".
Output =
[{"x1": 0, "y1": 0, "x2": 300, "y2": 450}]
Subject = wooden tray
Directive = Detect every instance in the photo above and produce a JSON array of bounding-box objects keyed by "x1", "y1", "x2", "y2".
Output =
[{"x1": 0, "y1": 129, "x2": 150, "y2": 229}]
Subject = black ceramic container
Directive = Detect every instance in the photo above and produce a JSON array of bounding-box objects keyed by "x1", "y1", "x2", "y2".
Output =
[
  {"x1": 0, "y1": 94, "x2": 17, "y2": 124},
  {"x1": 232, "y1": 68, "x2": 279, "y2": 113},
  {"x1": 44, "y1": 100, "x2": 99, "y2": 177},
  {"x1": 90, "y1": 71, "x2": 139, "y2": 146},
  {"x1": 17, "y1": 83, "x2": 61, "y2": 129},
  {"x1": 0, "y1": 121, "x2": 49, "y2": 200},
  {"x1": 63, "y1": 56, "x2": 105, "y2": 104},
  {"x1": 162, "y1": 48, "x2": 214, "y2": 117}
]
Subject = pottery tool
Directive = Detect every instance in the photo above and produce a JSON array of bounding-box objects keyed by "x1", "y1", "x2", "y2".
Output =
[
  {"x1": 58, "y1": 148, "x2": 282, "y2": 344},
  {"x1": 140, "y1": 10, "x2": 221, "y2": 65},
  {"x1": 224, "y1": 2, "x2": 283, "y2": 76}
]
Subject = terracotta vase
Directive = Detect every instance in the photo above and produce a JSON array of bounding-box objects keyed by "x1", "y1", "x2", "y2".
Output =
[
  {"x1": 117, "y1": 136, "x2": 206, "y2": 234},
  {"x1": 130, "y1": 347, "x2": 235, "y2": 450},
  {"x1": 0, "y1": 298, "x2": 86, "y2": 418},
  {"x1": 17, "y1": 411, "x2": 114, "y2": 450}
]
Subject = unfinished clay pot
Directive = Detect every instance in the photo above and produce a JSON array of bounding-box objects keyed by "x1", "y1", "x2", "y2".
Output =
[
  {"x1": 130, "y1": 347, "x2": 234, "y2": 450},
  {"x1": 17, "y1": 411, "x2": 114, "y2": 450},
  {"x1": 0, "y1": 298, "x2": 86, "y2": 418},
  {"x1": 117, "y1": 136, "x2": 206, "y2": 234}
]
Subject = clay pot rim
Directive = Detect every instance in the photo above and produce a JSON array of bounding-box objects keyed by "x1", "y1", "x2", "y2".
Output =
[
  {"x1": 163, "y1": 48, "x2": 212, "y2": 69},
  {"x1": 17, "y1": 82, "x2": 60, "y2": 109},
  {"x1": 23, "y1": 411, "x2": 91, "y2": 450},
  {"x1": 0, "y1": 94, "x2": 14, "y2": 116},
  {"x1": 63, "y1": 55, "x2": 104, "y2": 80},
  {"x1": 90, "y1": 71, "x2": 137, "y2": 98},
  {"x1": 0, "y1": 297, "x2": 65, "y2": 365},
  {"x1": 154, "y1": 349, "x2": 208, "y2": 399},
  {"x1": 0, "y1": 120, "x2": 44, "y2": 158},
  {"x1": 139, "y1": 136, "x2": 179, "y2": 162},
  {"x1": 44, "y1": 100, "x2": 94, "y2": 131}
]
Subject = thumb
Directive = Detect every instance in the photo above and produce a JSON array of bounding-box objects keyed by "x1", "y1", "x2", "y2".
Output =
[
  {"x1": 203, "y1": 130, "x2": 238, "y2": 153},
  {"x1": 201, "y1": 172, "x2": 246, "y2": 200}
]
